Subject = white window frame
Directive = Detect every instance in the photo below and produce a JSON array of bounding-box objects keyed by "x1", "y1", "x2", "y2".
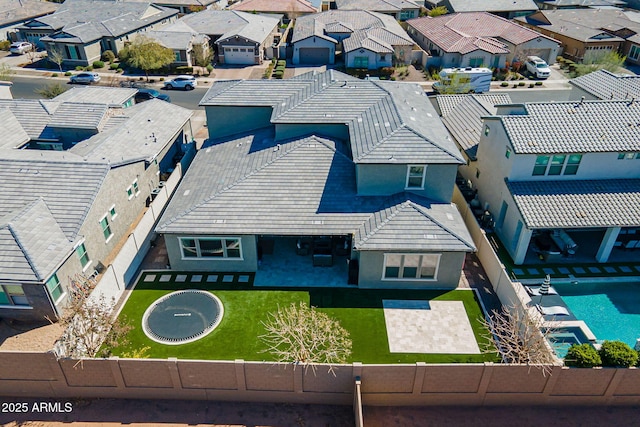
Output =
[
  {"x1": 179, "y1": 237, "x2": 243, "y2": 260},
  {"x1": 76, "y1": 242, "x2": 91, "y2": 271},
  {"x1": 45, "y1": 274, "x2": 65, "y2": 304},
  {"x1": 0, "y1": 284, "x2": 31, "y2": 307},
  {"x1": 100, "y1": 214, "x2": 113, "y2": 243},
  {"x1": 126, "y1": 186, "x2": 134, "y2": 200},
  {"x1": 109, "y1": 204, "x2": 118, "y2": 220},
  {"x1": 133, "y1": 179, "x2": 140, "y2": 196},
  {"x1": 405, "y1": 165, "x2": 426, "y2": 190},
  {"x1": 382, "y1": 253, "x2": 441, "y2": 281}
]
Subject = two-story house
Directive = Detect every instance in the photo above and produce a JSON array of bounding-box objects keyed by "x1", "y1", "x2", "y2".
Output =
[
  {"x1": 0, "y1": 96, "x2": 194, "y2": 323},
  {"x1": 155, "y1": 70, "x2": 475, "y2": 289},
  {"x1": 473, "y1": 100, "x2": 640, "y2": 266}
]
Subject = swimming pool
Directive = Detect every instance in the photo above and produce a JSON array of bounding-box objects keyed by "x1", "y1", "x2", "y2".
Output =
[
  {"x1": 547, "y1": 327, "x2": 592, "y2": 359},
  {"x1": 554, "y1": 281, "x2": 640, "y2": 347}
]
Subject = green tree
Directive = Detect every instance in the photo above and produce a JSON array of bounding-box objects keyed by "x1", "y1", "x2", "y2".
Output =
[
  {"x1": 35, "y1": 82, "x2": 68, "y2": 99},
  {"x1": 572, "y1": 51, "x2": 626, "y2": 77},
  {"x1": 192, "y1": 43, "x2": 213, "y2": 67},
  {"x1": 0, "y1": 63, "x2": 14, "y2": 81},
  {"x1": 428, "y1": 6, "x2": 448, "y2": 17},
  {"x1": 599, "y1": 340, "x2": 638, "y2": 367},
  {"x1": 118, "y1": 36, "x2": 175, "y2": 81},
  {"x1": 564, "y1": 343, "x2": 601, "y2": 368}
]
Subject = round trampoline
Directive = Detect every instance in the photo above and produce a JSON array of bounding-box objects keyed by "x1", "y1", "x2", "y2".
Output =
[{"x1": 142, "y1": 290, "x2": 224, "y2": 345}]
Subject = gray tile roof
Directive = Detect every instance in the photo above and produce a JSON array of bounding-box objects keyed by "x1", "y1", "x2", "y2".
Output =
[
  {"x1": 293, "y1": 10, "x2": 410, "y2": 44},
  {"x1": 343, "y1": 27, "x2": 412, "y2": 53},
  {"x1": 0, "y1": 198, "x2": 76, "y2": 283},
  {"x1": 438, "y1": 93, "x2": 512, "y2": 159},
  {"x1": 447, "y1": 0, "x2": 537, "y2": 12},
  {"x1": 0, "y1": 99, "x2": 59, "y2": 140},
  {"x1": 172, "y1": 10, "x2": 279, "y2": 44},
  {"x1": 146, "y1": 30, "x2": 195, "y2": 50},
  {"x1": 0, "y1": 149, "x2": 109, "y2": 241},
  {"x1": 157, "y1": 130, "x2": 471, "y2": 251},
  {"x1": 53, "y1": 86, "x2": 137, "y2": 107},
  {"x1": 506, "y1": 179, "x2": 640, "y2": 228},
  {"x1": 334, "y1": 0, "x2": 420, "y2": 12},
  {"x1": 516, "y1": 9, "x2": 630, "y2": 43},
  {"x1": 0, "y1": 108, "x2": 30, "y2": 149},
  {"x1": 490, "y1": 100, "x2": 640, "y2": 154},
  {"x1": 201, "y1": 71, "x2": 464, "y2": 165},
  {"x1": 570, "y1": 70, "x2": 640, "y2": 101},
  {"x1": 48, "y1": 102, "x2": 109, "y2": 130},
  {"x1": 36, "y1": 0, "x2": 177, "y2": 44},
  {"x1": 70, "y1": 99, "x2": 193, "y2": 166},
  {"x1": 0, "y1": 0, "x2": 58, "y2": 26},
  {"x1": 122, "y1": 0, "x2": 219, "y2": 7}
]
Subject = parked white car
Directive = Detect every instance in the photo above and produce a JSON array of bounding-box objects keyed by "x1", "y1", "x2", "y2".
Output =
[
  {"x1": 163, "y1": 75, "x2": 197, "y2": 90},
  {"x1": 9, "y1": 42, "x2": 33, "y2": 55},
  {"x1": 525, "y1": 56, "x2": 551, "y2": 79}
]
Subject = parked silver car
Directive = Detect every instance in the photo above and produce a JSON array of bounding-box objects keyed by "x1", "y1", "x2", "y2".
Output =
[
  {"x1": 9, "y1": 42, "x2": 33, "y2": 55},
  {"x1": 69, "y1": 72, "x2": 101, "y2": 84}
]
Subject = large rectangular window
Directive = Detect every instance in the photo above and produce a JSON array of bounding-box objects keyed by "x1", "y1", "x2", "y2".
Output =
[
  {"x1": 405, "y1": 165, "x2": 426, "y2": 189},
  {"x1": 0, "y1": 285, "x2": 29, "y2": 306},
  {"x1": 383, "y1": 253, "x2": 441, "y2": 280},
  {"x1": 533, "y1": 155, "x2": 549, "y2": 175},
  {"x1": 179, "y1": 237, "x2": 243, "y2": 259},
  {"x1": 548, "y1": 155, "x2": 566, "y2": 175},
  {"x1": 46, "y1": 274, "x2": 64, "y2": 302},
  {"x1": 100, "y1": 215, "x2": 113, "y2": 242}
]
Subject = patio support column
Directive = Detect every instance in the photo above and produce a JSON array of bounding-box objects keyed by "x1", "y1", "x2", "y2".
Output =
[
  {"x1": 513, "y1": 228, "x2": 533, "y2": 265},
  {"x1": 596, "y1": 227, "x2": 620, "y2": 263}
]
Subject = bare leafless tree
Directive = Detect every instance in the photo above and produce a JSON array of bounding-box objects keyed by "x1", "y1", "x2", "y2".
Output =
[
  {"x1": 47, "y1": 46, "x2": 65, "y2": 72},
  {"x1": 480, "y1": 304, "x2": 557, "y2": 376},
  {"x1": 260, "y1": 302, "x2": 352, "y2": 375}
]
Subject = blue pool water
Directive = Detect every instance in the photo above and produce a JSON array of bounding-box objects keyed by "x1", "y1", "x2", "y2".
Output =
[
  {"x1": 554, "y1": 281, "x2": 640, "y2": 347},
  {"x1": 548, "y1": 327, "x2": 592, "y2": 358}
]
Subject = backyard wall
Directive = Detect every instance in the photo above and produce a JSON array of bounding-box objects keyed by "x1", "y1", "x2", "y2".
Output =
[{"x1": 0, "y1": 353, "x2": 639, "y2": 406}]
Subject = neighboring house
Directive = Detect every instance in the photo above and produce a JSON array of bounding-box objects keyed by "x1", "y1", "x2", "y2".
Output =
[
  {"x1": 146, "y1": 29, "x2": 210, "y2": 67},
  {"x1": 230, "y1": 0, "x2": 317, "y2": 19},
  {"x1": 434, "y1": 0, "x2": 538, "y2": 19},
  {"x1": 17, "y1": 0, "x2": 178, "y2": 67},
  {"x1": 0, "y1": 0, "x2": 58, "y2": 41},
  {"x1": 569, "y1": 69, "x2": 640, "y2": 100},
  {"x1": 435, "y1": 93, "x2": 512, "y2": 180},
  {"x1": 52, "y1": 86, "x2": 137, "y2": 108},
  {"x1": 515, "y1": 9, "x2": 640, "y2": 63},
  {"x1": 326, "y1": 0, "x2": 420, "y2": 21},
  {"x1": 155, "y1": 70, "x2": 475, "y2": 290},
  {"x1": 473, "y1": 100, "x2": 640, "y2": 265},
  {"x1": 0, "y1": 97, "x2": 194, "y2": 323},
  {"x1": 292, "y1": 10, "x2": 414, "y2": 68},
  {"x1": 122, "y1": 0, "x2": 224, "y2": 15},
  {"x1": 534, "y1": 0, "x2": 625, "y2": 10},
  {"x1": 165, "y1": 10, "x2": 281, "y2": 64},
  {"x1": 407, "y1": 13, "x2": 560, "y2": 69}
]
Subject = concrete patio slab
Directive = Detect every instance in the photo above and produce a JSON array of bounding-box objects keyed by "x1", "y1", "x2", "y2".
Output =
[{"x1": 383, "y1": 300, "x2": 480, "y2": 354}]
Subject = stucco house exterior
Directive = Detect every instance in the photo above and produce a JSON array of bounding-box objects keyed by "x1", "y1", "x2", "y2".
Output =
[
  {"x1": 407, "y1": 13, "x2": 560, "y2": 69},
  {"x1": 0, "y1": 0, "x2": 58, "y2": 42},
  {"x1": 471, "y1": 100, "x2": 640, "y2": 266},
  {"x1": 166, "y1": 10, "x2": 281, "y2": 65},
  {"x1": 17, "y1": 0, "x2": 178, "y2": 67},
  {"x1": 292, "y1": 10, "x2": 414, "y2": 67},
  {"x1": 155, "y1": 70, "x2": 475, "y2": 289},
  {"x1": 0, "y1": 94, "x2": 194, "y2": 323},
  {"x1": 146, "y1": 29, "x2": 210, "y2": 67},
  {"x1": 327, "y1": 0, "x2": 420, "y2": 21}
]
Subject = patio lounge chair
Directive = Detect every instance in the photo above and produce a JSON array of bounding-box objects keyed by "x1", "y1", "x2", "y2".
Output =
[
  {"x1": 536, "y1": 304, "x2": 570, "y2": 316},
  {"x1": 525, "y1": 285, "x2": 558, "y2": 296}
]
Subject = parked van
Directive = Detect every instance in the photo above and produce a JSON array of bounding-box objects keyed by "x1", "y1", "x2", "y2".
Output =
[{"x1": 433, "y1": 67, "x2": 492, "y2": 94}]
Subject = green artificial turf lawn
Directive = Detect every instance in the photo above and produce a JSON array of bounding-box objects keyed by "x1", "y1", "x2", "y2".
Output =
[{"x1": 110, "y1": 273, "x2": 497, "y2": 363}]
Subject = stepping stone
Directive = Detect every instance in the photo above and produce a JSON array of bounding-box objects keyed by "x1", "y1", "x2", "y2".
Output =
[
  {"x1": 206, "y1": 275, "x2": 218, "y2": 282},
  {"x1": 159, "y1": 274, "x2": 172, "y2": 282},
  {"x1": 558, "y1": 268, "x2": 571, "y2": 274},
  {"x1": 543, "y1": 268, "x2": 555, "y2": 275},
  {"x1": 143, "y1": 274, "x2": 156, "y2": 282},
  {"x1": 620, "y1": 266, "x2": 633, "y2": 273},
  {"x1": 526, "y1": 268, "x2": 540, "y2": 275},
  {"x1": 222, "y1": 275, "x2": 234, "y2": 282},
  {"x1": 512, "y1": 269, "x2": 524, "y2": 277},
  {"x1": 604, "y1": 267, "x2": 617, "y2": 273},
  {"x1": 191, "y1": 275, "x2": 202, "y2": 282},
  {"x1": 588, "y1": 267, "x2": 601, "y2": 273},
  {"x1": 238, "y1": 275, "x2": 250, "y2": 283},
  {"x1": 573, "y1": 267, "x2": 586, "y2": 274},
  {"x1": 176, "y1": 274, "x2": 187, "y2": 282}
]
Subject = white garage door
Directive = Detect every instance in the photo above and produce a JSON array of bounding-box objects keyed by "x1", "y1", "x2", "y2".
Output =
[
  {"x1": 224, "y1": 46, "x2": 255, "y2": 65},
  {"x1": 299, "y1": 47, "x2": 330, "y2": 64}
]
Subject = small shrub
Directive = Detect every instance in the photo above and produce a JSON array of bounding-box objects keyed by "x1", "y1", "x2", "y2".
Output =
[
  {"x1": 92, "y1": 60, "x2": 105, "y2": 69},
  {"x1": 139, "y1": 76, "x2": 144, "y2": 81},
  {"x1": 529, "y1": 83, "x2": 534, "y2": 88},
  {"x1": 518, "y1": 81, "x2": 525, "y2": 86},
  {"x1": 379, "y1": 67, "x2": 395, "y2": 77},
  {"x1": 64, "y1": 71, "x2": 72, "y2": 76},
  {"x1": 535, "y1": 81, "x2": 543, "y2": 86},
  {"x1": 160, "y1": 77, "x2": 164, "y2": 81},
  {"x1": 75, "y1": 66, "x2": 85, "y2": 71},
  {"x1": 149, "y1": 78, "x2": 155, "y2": 83},
  {"x1": 0, "y1": 40, "x2": 11, "y2": 51},
  {"x1": 175, "y1": 65, "x2": 193, "y2": 74},
  {"x1": 206, "y1": 64, "x2": 213, "y2": 73},
  {"x1": 51, "y1": 73, "x2": 58, "y2": 77},
  {"x1": 599, "y1": 341, "x2": 638, "y2": 367},
  {"x1": 390, "y1": 76, "x2": 396, "y2": 81},
  {"x1": 277, "y1": 60, "x2": 286, "y2": 67},
  {"x1": 273, "y1": 70, "x2": 284, "y2": 79},
  {"x1": 512, "y1": 83, "x2": 518, "y2": 88},
  {"x1": 86, "y1": 66, "x2": 93, "y2": 71},
  {"x1": 565, "y1": 344, "x2": 601, "y2": 368},
  {"x1": 500, "y1": 81, "x2": 509, "y2": 87},
  {"x1": 110, "y1": 63, "x2": 119, "y2": 70},
  {"x1": 101, "y1": 50, "x2": 115, "y2": 63},
  {"x1": 116, "y1": 68, "x2": 123, "y2": 73}
]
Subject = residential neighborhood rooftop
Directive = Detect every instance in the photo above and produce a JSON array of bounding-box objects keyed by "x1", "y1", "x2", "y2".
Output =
[
  {"x1": 0, "y1": 0, "x2": 58, "y2": 27},
  {"x1": 570, "y1": 69, "x2": 640, "y2": 100},
  {"x1": 52, "y1": 86, "x2": 137, "y2": 107},
  {"x1": 173, "y1": 10, "x2": 281, "y2": 42},
  {"x1": 230, "y1": 0, "x2": 317, "y2": 15},
  {"x1": 445, "y1": 0, "x2": 538, "y2": 12},
  {"x1": 334, "y1": 0, "x2": 420, "y2": 12},
  {"x1": 487, "y1": 100, "x2": 640, "y2": 154}
]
